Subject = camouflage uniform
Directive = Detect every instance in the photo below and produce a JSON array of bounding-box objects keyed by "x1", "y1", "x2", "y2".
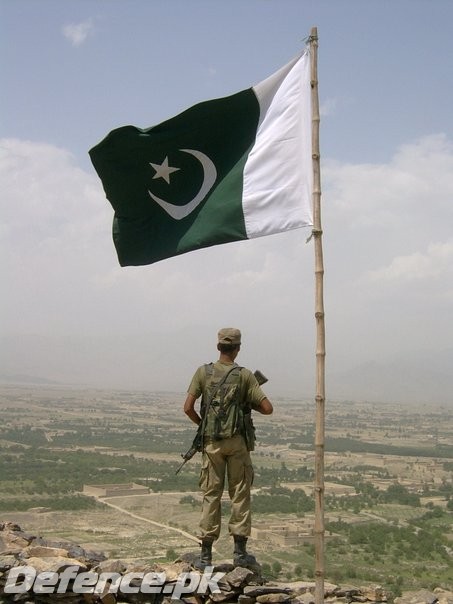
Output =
[{"x1": 187, "y1": 360, "x2": 266, "y2": 541}]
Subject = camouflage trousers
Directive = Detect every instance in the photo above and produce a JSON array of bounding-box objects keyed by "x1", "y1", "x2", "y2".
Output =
[{"x1": 198, "y1": 434, "x2": 254, "y2": 541}]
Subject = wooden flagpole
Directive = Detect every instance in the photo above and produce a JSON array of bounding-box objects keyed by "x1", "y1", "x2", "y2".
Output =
[{"x1": 309, "y1": 27, "x2": 325, "y2": 604}]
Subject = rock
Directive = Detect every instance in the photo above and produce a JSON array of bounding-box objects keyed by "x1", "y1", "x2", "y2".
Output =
[
  {"x1": 0, "y1": 531, "x2": 33, "y2": 554},
  {"x1": 362, "y1": 586, "x2": 387, "y2": 602},
  {"x1": 23, "y1": 556, "x2": 88, "y2": 575},
  {"x1": 222, "y1": 567, "x2": 255, "y2": 589},
  {"x1": 212, "y1": 563, "x2": 235, "y2": 574},
  {"x1": 244, "y1": 587, "x2": 291, "y2": 598},
  {"x1": 0, "y1": 555, "x2": 18, "y2": 572},
  {"x1": 256, "y1": 594, "x2": 292, "y2": 604},
  {"x1": 46, "y1": 542, "x2": 105, "y2": 564},
  {"x1": 83, "y1": 550, "x2": 107, "y2": 566},
  {"x1": 323, "y1": 583, "x2": 340, "y2": 597},
  {"x1": 95, "y1": 559, "x2": 127, "y2": 574},
  {"x1": 23, "y1": 546, "x2": 70, "y2": 559},
  {"x1": 209, "y1": 590, "x2": 241, "y2": 603},
  {"x1": 99, "y1": 592, "x2": 116, "y2": 604},
  {"x1": 177, "y1": 552, "x2": 200, "y2": 566},
  {"x1": 27, "y1": 536, "x2": 49, "y2": 548},
  {"x1": 281, "y1": 581, "x2": 316, "y2": 595},
  {"x1": 215, "y1": 581, "x2": 234, "y2": 594},
  {"x1": 148, "y1": 562, "x2": 192, "y2": 582},
  {"x1": 395, "y1": 591, "x2": 439, "y2": 604},
  {"x1": 238, "y1": 596, "x2": 256, "y2": 604},
  {"x1": 122, "y1": 561, "x2": 156, "y2": 574},
  {"x1": 1, "y1": 522, "x2": 21, "y2": 532},
  {"x1": 333, "y1": 586, "x2": 362, "y2": 597},
  {"x1": 433, "y1": 590, "x2": 453, "y2": 604},
  {"x1": 293, "y1": 593, "x2": 315, "y2": 604}
]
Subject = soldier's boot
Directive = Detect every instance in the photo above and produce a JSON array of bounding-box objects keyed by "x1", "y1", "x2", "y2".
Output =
[
  {"x1": 193, "y1": 539, "x2": 213, "y2": 571},
  {"x1": 233, "y1": 535, "x2": 260, "y2": 570}
]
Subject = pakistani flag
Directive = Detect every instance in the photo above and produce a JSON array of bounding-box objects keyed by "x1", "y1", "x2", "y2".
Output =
[{"x1": 89, "y1": 49, "x2": 313, "y2": 266}]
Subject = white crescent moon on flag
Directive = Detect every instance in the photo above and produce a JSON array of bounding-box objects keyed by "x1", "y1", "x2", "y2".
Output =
[{"x1": 148, "y1": 149, "x2": 217, "y2": 220}]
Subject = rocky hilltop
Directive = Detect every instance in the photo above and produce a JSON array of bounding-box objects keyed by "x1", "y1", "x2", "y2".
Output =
[{"x1": 0, "y1": 522, "x2": 451, "y2": 604}]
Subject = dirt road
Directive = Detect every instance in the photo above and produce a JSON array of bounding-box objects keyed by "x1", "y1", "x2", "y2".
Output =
[{"x1": 95, "y1": 496, "x2": 201, "y2": 545}]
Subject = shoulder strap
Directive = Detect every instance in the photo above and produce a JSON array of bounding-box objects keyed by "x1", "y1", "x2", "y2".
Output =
[{"x1": 199, "y1": 364, "x2": 242, "y2": 432}]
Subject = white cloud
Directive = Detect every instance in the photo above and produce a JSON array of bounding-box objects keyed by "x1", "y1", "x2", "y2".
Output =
[
  {"x1": 366, "y1": 240, "x2": 453, "y2": 283},
  {"x1": 1, "y1": 138, "x2": 113, "y2": 335},
  {"x1": 319, "y1": 134, "x2": 453, "y2": 367},
  {"x1": 320, "y1": 97, "x2": 337, "y2": 117},
  {"x1": 324, "y1": 134, "x2": 453, "y2": 230},
  {"x1": 62, "y1": 18, "x2": 94, "y2": 47},
  {"x1": 1, "y1": 138, "x2": 105, "y2": 244}
]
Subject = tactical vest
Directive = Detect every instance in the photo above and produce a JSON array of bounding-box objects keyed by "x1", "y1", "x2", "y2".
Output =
[{"x1": 200, "y1": 363, "x2": 249, "y2": 442}]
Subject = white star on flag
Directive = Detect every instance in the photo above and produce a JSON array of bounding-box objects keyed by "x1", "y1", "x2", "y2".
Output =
[{"x1": 150, "y1": 156, "x2": 180, "y2": 184}]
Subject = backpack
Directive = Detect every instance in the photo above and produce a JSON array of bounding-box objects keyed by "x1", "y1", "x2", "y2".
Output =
[{"x1": 200, "y1": 363, "x2": 248, "y2": 441}]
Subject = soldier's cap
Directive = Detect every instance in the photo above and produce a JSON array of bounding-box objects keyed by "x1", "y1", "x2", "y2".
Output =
[{"x1": 218, "y1": 328, "x2": 241, "y2": 346}]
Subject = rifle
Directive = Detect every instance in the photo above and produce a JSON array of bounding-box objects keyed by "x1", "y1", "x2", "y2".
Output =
[
  {"x1": 175, "y1": 369, "x2": 268, "y2": 474},
  {"x1": 175, "y1": 432, "x2": 202, "y2": 475},
  {"x1": 253, "y1": 370, "x2": 268, "y2": 386}
]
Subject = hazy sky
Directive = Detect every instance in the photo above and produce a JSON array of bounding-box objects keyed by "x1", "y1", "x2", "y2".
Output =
[{"x1": 1, "y1": 0, "x2": 453, "y2": 404}]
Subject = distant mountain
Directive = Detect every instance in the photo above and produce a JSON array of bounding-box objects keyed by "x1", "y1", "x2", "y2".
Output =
[
  {"x1": 0, "y1": 373, "x2": 61, "y2": 385},
  {"x1": 1, "y1": 334, "x2": 452, "y2": 404}
]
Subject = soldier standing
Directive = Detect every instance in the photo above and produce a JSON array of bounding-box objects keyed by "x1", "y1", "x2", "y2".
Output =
[{"x1": 183, "y1": 328, "x2": 273, "y2": 570}]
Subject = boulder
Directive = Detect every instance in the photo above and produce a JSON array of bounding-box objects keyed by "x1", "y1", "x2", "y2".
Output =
[
  {"x1": 23, "y1": 555, "x2": 88, "y2": 574},
  {"x1": 433, "y1": 590, "x2": 453, "y2": 604},
  {"x1": 23, "y1": 546, "x2": 71, "y2": 559},
  {"x1": 394, "y1": 591, "x2": 439, "y2": 604},
  {"x1": 221, "y1": 567, "x2": 255, "y2": 589},
  {"x1": 256, "y1": 595, "x2": 293, "y2": 604}
]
